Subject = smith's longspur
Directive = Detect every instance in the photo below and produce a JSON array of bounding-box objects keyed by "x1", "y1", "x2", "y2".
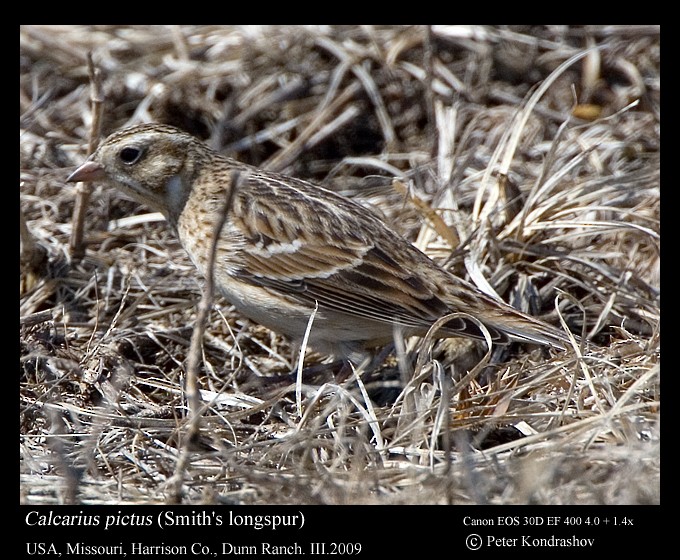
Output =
[{"x1": 68, "y1": 123, "x2": 578, "y2": 360}]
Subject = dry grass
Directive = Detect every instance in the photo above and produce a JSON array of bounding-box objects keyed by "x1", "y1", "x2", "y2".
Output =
[{"x1": 20, "y1": 25, "x2": 659, "y2": 505}]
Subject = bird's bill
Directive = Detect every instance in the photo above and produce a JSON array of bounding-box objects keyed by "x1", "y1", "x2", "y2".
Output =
[{"x1": 67, "y1": 161, "x2": 106, "y2": 183}]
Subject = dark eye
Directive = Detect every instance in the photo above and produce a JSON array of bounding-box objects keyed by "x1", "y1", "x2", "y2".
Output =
[{"x1": 119, "y1": 146, "x2": 143, "y2": 164}]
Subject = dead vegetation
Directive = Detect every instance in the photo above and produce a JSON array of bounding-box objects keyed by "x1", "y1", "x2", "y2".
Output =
[{"x1": 20, "y1": 25, "x2": 659, "y2": 505}]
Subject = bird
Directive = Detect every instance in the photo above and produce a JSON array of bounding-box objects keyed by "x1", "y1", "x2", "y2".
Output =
[{"x1": 67, "y1": 123, "x2": 577, "y2": 361}]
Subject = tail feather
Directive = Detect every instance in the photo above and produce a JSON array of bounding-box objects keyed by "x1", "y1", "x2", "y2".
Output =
[{"x1": 487, "y1": 306, "x2": 585, "y2": 350}]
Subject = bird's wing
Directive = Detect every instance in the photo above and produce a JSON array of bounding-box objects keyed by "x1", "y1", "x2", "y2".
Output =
[{"x1": 223, "y1": 171, "x2": 514, "y2": 344}]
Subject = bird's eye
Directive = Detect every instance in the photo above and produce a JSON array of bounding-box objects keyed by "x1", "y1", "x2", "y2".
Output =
[{"x1": 119, "y1": 146, "x2": 143, "y2": 165}]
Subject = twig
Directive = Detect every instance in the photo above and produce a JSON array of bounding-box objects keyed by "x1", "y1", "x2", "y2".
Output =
[
  {"x1": 166, "y1": 170, "x2": 241, "y2": 504},
  {"x1": 69, "y1": 52, "x2": 104, "y2": 260}
]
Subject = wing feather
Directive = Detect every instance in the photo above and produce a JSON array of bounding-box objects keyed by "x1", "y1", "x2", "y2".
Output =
[{"x1": 223, "y1": 169, "x2": 564, "y2": 347}]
